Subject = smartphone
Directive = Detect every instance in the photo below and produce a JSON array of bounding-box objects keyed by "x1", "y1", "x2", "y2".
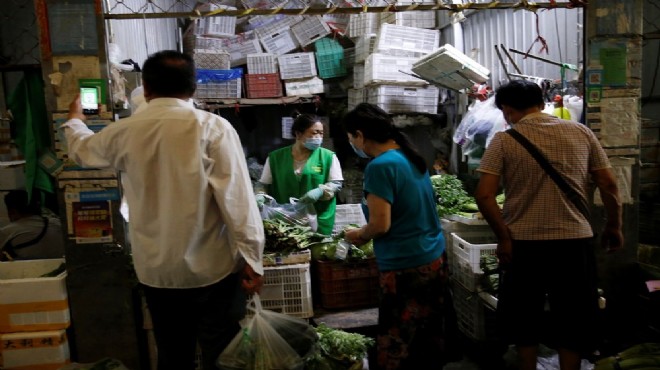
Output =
[{"x1": 80, "y1": 87, "x2": 99, "y2": 115}]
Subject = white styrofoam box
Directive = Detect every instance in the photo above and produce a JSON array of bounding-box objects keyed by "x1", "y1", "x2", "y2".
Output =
[
  {"x1": 247, "y1": 53, "x2": 278, "y2": 74},
  {"x1": 259, "y1": 28, "x2": 299, "y2": 56},
  {"x1": 192, "y1": 50, "x2": 231, "y2": 70},
  {"x1": 332, "y1": 204, "x2": 367, "y2": 236},
  {"x1": 354, "y1": 34, "x2": 376, "y2": 64},
  {"x1": 348, "y1": 13, "x2": 380, "y2": 39},
  {"x1": 254, "y1": 15, "x2": 304, "y2": 39},
  {"x1": 412, "y1": 43, "x2": 491, "y2": 91},
  {"x1": 284, "y1": 77, "x2": 324, "y2": 96},
  {"x1": 0, "y1": 162, "x2": 25, "y2": 190},
  {"x1": 278, "y1": 52, "x2": 317, "y2": 80},
  {"x1": 221, "y1": 31, "x2": 263, "y2": 67},
  {"x1": 375, "y1": 23, "x2": 439, "y2": 56},
  {"x1": 194, "y1": 78, "x2": 242, "y2": 100},
  {"x1": 0, "y1": 258, "x2": 69, "y2": 333},
  {"x1": 190, "y1": 4, "x2": 237, "y2": 37},
  {"x1": 364, "y1": 54, "x2": 427, "y2": 86},
  {"x1": 380, "y1": 10, "x2": 436, "y2": 29},
  {"x1": 0, "y1": 329, "x2": 70, "y2": 370},
  {"x1": 353, "y1": 64, "x2": 365, "y2": 89},
  {"x1": 260, "y1": 263, "x2": 313, "y2": 318},
  {"x1": 291, "y1": 15, "x2": 331, "y2": 47},
  {"x1": 347, "y1": 88, "x2": 367, "y2": 111},
  {"x1": 367, "y1": 84, "x2": 439, "y2": 114}
]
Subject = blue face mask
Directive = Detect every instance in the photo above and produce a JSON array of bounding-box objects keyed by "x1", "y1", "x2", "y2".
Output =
[
  {"x1": 350, "y1": 142, "x2": 369, "y2": 158},
  {"x1": 303, "y1": 137, "x2": 323, "y2": 151}
]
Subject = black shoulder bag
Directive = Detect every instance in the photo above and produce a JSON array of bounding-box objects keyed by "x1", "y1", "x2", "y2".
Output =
[{"x1": 506, "y1": 129, "x2": 591, "y2": 221}]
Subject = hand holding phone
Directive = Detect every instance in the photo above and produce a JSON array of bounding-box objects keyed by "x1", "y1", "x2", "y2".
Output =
[{"x1": 80, "y1": 87, "x2": 99, "y2": 115}]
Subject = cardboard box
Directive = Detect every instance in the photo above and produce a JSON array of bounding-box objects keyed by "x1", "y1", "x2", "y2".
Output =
[
  {"x1": 0, "y1": 162, "x2": 25, "y2": 190},
  {"x1": 0, "y1": 329, "x2": 70, "y2": 370}
]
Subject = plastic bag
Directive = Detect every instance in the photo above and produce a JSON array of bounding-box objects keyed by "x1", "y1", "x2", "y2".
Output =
[
  {"x1": 217, "y1": 295, "x2": 318, "y2": 370},
  {"x1": 261, "y1": 195, "x2": 318, "y2": 231},
  {"x1": 453, "y1": 96, "x2": 507, "y2": 155}
]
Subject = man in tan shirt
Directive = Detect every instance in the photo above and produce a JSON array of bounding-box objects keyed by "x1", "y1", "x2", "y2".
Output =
[{"x1": 475, "y1": 80, "x2": 623, "y2": 370}]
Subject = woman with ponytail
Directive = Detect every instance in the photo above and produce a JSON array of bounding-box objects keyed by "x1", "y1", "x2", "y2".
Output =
[
  {"x1": 343, "y1": 103, "x2": 454, "y2": 369},
  {"x1": 256, "y1": 110, "x2": 343, "y2": 235}
]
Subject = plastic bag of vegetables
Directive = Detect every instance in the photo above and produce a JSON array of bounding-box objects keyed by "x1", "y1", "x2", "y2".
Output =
[
  {"x1": 217, "y1": 294, "x2": 319, "y2": 370},
  {"x1": 261, "y1": 195, "x2": 318, "y2": 232}
]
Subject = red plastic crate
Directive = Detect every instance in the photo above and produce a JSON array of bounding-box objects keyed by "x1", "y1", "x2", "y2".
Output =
[
  {"x1": 313, "y1": 258, "x2": 380, "y2": 310},
  {"x1": 244, "y1": 73, "x2": 283, "y2": 98}
]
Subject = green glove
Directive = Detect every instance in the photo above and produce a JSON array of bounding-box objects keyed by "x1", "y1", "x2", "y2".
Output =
[
  {"x1": 255, "y1": 193, "x2": 266, "y2": 208},
  {"x1": 300, "y1": 188, "x2": 324, "y2": 203}
]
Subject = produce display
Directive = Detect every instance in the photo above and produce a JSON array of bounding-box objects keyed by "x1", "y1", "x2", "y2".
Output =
[
  {"x1": 305, "y1": 323, "x2": 375, "y2": 370},
  {"x1": 263, "y1": 219, "x2": 328, "y2": 255},
  {"x1": 430, "y1": 174, "x2": 504, "y2": 218}
]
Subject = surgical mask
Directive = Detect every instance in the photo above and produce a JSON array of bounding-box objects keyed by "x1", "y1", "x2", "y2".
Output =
[
  {"x1": 350, "y1": 142, "x2": 369, "y2": 158},
  {"x1": 303, "y1": 137, "x2": 323, "y2": 151}
]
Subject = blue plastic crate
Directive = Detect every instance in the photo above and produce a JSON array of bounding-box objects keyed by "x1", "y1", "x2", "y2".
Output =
[{"x1": 314, "y1": 38, "x2": 347, "y2": 79}]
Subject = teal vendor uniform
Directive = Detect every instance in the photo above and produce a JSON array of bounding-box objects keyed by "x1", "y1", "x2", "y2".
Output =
[
  {"x1": 362, "y1": 149, "x2": 444, "y2": 271},
  {"x1": 268, "y1": 145, "x2": 337, "y2": 235}
]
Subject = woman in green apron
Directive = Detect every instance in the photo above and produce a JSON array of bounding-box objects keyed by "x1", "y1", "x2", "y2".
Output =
[{"x1": 256, "y1": 112, "x2": 343, "y2": 235}]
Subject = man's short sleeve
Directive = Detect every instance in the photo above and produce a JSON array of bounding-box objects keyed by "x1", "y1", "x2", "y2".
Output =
[{"x1": 477, "y1": 131, "x2": 506, "y2": 176}]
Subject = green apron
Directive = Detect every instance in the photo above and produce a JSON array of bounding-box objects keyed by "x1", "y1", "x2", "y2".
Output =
[{"x1": 268, "y1": 146, "x2": 336, "y2": 235}]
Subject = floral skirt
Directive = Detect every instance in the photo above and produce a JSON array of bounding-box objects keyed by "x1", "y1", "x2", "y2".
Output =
[{"x1": 376, "y1": 253, "x2": 458, "y2": 370}]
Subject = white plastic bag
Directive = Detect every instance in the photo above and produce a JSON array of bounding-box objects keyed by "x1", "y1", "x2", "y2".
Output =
[
  {"x1": 261, "y1": 195, "x2": 318, "y2": 231},
  {"x1": 217, "y1": 295, "x2": 318, "y2": 370}
]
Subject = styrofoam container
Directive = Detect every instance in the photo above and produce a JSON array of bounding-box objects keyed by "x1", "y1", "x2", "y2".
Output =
[
  {"x1": 0, "y1": 329, "x2": 70, "y2": 370},
  {"x1": 364, "y1": 54, "x2": 427, "y2": 85},
  {"x1": 0, "y1": 258, "x2": 69, "y2": 333},
  {"x1": 260, "y1": 263, "x2": 313, "y2": 318},
  {"x1": 0, "y1": 163, "x2": 25, "y2": 190},
  {"x1": 284, "y1": 77, "x2": 324, "y2": 96}
]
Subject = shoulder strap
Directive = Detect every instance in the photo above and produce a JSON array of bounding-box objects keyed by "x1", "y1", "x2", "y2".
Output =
[{"x1": 506, "y1": 129, "x2": 591, "y2": 219}]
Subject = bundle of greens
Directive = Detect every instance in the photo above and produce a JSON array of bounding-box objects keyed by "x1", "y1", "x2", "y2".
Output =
[
  {"x1": 263, "y1": 219, "x2": 328, "y2": 255},
  {"x1": 430, "y1": 174, "x2": 477, "y2": 218},
  {"x1": 305, "y1": 323, "x2": 375, "y2": 370}
]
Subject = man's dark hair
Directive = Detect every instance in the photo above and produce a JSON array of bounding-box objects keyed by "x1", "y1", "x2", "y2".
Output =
[
  {"x1": 4, "y1": 190, "x2": 40, "y2": 215},
  {"x1": 494, "y1": 79, "x2": 544, "y2": 111},
  {"x1": 142, "y1": 50, "x2": 196, "y2": 97}
]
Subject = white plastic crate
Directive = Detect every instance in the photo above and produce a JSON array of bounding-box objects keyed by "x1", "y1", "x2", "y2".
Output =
[
  {"x1": 440, "y1": 218, "x2": 492, "y2": 278},
  {"x1": 263, "y1": 249, "x2": 311, "y2": 267},
  {"x1": 364, "y1": 53, "x2": 427, "y2": 86},
  {"x1": 348, "y1": 13, "x2": 380, "y2": 39},
  {"x1": 183, "y1": 35, "x2": 226, "y2": 55},
  {"x1": 354, "y1": 34, "x2": 376, "y2": 64},
  {"x1": 0, "y1": 329, "x2": 70, "y2": 370},
  {"x1": 367, "y1": 85, "x2": 439, "y2": 114},
  {"x1": 254, "y1": 15, "x2": 304, "y2": 39},
  {"x1": 348, "y1": 88, "x2": 367, "y2": 110},
  {"x1": 375, "y1": 23, "x2": 439, "y2": 56},
  {"x1": 259, "y1": 28, "x2": 299, "y2": 56},
  {"x1": 292, "y1": 15, "x2": 331, "y2": 47},
  {"x1": 353, "y1": 64, "x2": 365, "y2": 89},
  {"x1": 278, "y1": 52, "x2": 317, "y2": 80},
  {"x1": 260, "y1": 263, "x2": 314, "y2": 318},
  {"x1": 190, "y1": 4, "x2": 237, "y2": 37},
  {"x1": 247, "y1": 53, "x2": 278, "y2": 74},
  {"x1": 380, "y1": 10, "x2": 436, "y2": 29},
  {"x1": 449, "y1": 231, "x2": 497, "y2": 291},
  {"x1": 220, "y1": 31, "x2": 263, "y2": 67},
  {"x1": 192, "y1": 50, "x2": 231, "y2": 70},
  {"x1": 452, "y1": 283, "x2": 487, "y2": 341},
  {"x1": 412, "y1": 43, "x2": 491, "y2": 91},
  {"x1": 194, "y1": 78, "x2": 242, "y2": 100},
  {"x1": 0, "y1": 258, "x2": 69, "y2": 333},
  {"x1": 344, "y1": 47, "x2": 356, "y2": 69},
  {"x1": 332, "y1": 204, "x2": 367, "y2": 236},
  {"x1": 285, "y1": 77, "x2": 324, "y2": 96},
  {"x1": 322, "y1": 13, "x2": 350, "y2": 35}
]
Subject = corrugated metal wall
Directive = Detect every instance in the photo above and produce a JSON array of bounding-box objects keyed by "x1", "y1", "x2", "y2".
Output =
[
  {"x1": 104, "y1": 0, "x2": 192, "y2": 67},
  {"x1": 440, "y1": 7, "x2": 584, "y2": 90}
]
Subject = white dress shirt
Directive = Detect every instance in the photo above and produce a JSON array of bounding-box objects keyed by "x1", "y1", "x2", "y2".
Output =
[{"x1": 62, "y1": 98, "x2": 264, "y2": 288}]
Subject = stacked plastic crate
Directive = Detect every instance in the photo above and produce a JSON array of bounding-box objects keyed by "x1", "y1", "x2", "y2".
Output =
[
  {"x1": 245, "y1": 53, "x2": 283, "y2": 98},
  {"x1": 0, "y1": 259, "x2": 71, "y2": 370},
  {"x1": 192, "y1": 50, "x2": 242, "y2": 101}
]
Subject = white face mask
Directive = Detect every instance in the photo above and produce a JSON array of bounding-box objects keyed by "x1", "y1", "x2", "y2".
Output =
[{"x1": 303, "y1": 137, "x2": 323, "y2": 150}]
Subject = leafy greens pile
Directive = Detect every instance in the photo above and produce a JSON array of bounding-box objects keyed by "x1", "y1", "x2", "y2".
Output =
[
  {"x1": 305, "y1": 323, "x2": 375, "y2": 370},
  {"x1": 430, "y1": 174, "x2": 477, "y2": 217}
]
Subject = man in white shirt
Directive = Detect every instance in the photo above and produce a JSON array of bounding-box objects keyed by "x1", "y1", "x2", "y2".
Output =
[
  {"x1": 62, "y1": 50, "x2": 265, "y2": 370},
  {"x1": 1, "y1": 190, "x2": 65, "y2": 261}
]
